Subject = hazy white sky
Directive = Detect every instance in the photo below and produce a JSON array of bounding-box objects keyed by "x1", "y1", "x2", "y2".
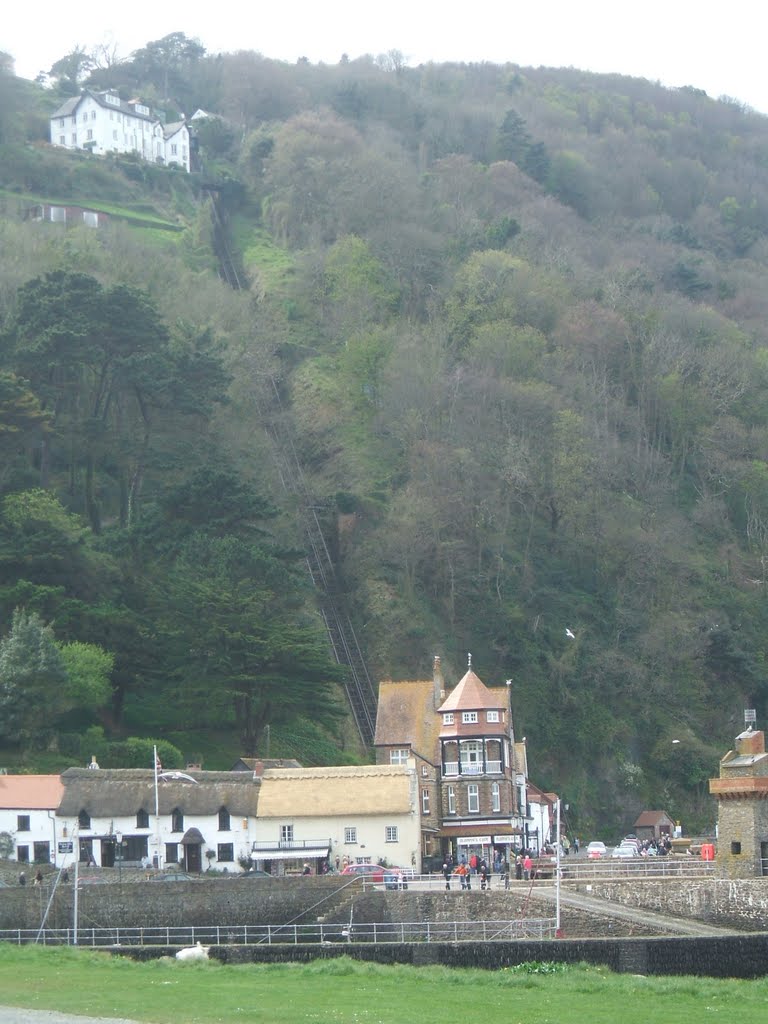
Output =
[{"x1": 4, "y1": 1, "x2": 767, "y2": 114}]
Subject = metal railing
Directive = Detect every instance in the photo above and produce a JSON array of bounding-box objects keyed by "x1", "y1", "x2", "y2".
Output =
[{"x1": 0, "y1": 918, "x2": 557, "y2": 948}]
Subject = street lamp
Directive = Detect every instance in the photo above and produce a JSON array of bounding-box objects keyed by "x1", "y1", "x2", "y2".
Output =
[{"x1": 115, "y1": 830, "x2": 123, "y2": 882}]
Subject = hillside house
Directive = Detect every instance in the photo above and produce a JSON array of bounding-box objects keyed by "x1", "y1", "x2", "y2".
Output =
[
  {"x1": 254, "y1": 763, "x2": 421, "y2": 874},
  {"x1": 49, "y1": 90, "x2": 190, "y2": 172},
  {"x1": 58, "y1": 768, "x2": 259, "y2": 871},
  {"x1": 2, "y1": 760, "x2": 420, "y2": 875},
  {"x1": 375, "y1": 656, "x2": 550, "y2": 868},
  {"x1": 0, "y1": 775, "x2": 63, "y2": 866}
]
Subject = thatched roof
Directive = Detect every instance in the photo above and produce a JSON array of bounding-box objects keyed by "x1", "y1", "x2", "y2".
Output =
[
  {"x1": 58, "y1": 768, "x2": 260, "y2": 817},
  {"x1": 258, "y1": 765, "x2": 414, "y2": 817}
]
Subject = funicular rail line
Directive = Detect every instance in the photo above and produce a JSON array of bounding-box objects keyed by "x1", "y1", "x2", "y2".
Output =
[{"x1": 205, "y1": 190, "x2": 377, "y2": 744}]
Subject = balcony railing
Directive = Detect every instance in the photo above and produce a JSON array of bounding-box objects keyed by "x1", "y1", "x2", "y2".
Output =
[{"x1": 442, "y1": 761, "x2": 502, "y2": 776}]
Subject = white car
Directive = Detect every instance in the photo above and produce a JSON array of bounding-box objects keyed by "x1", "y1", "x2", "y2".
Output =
[
  {"x1": 587, "y1": 841, "x2": 607, "y2": 859},
  {"x1": 611, "y1": 844, "x2": 638, "y2": 858}
]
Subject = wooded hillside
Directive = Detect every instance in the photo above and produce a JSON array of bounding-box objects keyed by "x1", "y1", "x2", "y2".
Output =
[{"x1": 3, "y1": 38, "x2": 768, "y2": 834}]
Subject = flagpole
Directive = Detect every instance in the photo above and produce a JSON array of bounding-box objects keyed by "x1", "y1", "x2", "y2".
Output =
[{"x1": 153, "y1": 744, "x2": 161, "y2": 870}]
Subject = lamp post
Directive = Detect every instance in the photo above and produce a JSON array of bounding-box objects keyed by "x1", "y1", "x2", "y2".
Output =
[{"x1": 115, "y1": 830, "x2": 123, "y2": 883}]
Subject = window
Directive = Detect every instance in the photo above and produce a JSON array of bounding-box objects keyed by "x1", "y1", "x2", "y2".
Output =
[
  {"x1": 113, "y1": 130, "x2": 118, "y2": 140},
  {"x1": 218, "y1": 807, "x2": 231, "y2": 831},
  {"x1": 731, "y1": 841, "x2": 742, "y2": 855},
  {"x1": 385, "y1": 826, "x2": 398, "y2": 843},
  {"x1": 422, "y1": 788, "x2": 430, "y2": 814},
  {"x1": 17, "y1": 845, "x2": 29, "y2": 863},
  {"x1": 447, "y1": 786, "x2": 456, "y2": 815},
  {"x1": 344, "y1": 827, "x2": 357, "y2": 844},
  {"x1": 17, "y1": 815, "x2": 30, "y2": 832},
  {"x1": 421, "y1": 765, "x2": 429, "y2": 777},
  {"x1": 443, "y1": 713, "x2": 454, "y2": 725},
  {"x1": 217, "y1": 843, "x2": 234, "y2": 862},
  {"x1": 33, "y1": 841, "x2": 50, "y2": 863},
  {"x1": 487, "y1": 710, "x2": 500, "y2": 723},
  {"x1": 171, "y1": 144, "x2": 178, "y2": 155},
  {"x1": 389, "y1": 748, "x2": 409, "y2": 765},
  {"x1": 468, "y1": 784, "x2": 480, "y2": 813},
  {"x1": 165, "y1": 842, "x2": 179, "y2": 864},
  {"x1": 136, "y1": 809, "x2": 149, "y2": 828},
  {"x1": 91, "y1": 110, "x2": 96, "y2": 119},
  {"x1": 59, "y1": 136, "x2": 66, "y2": 145},
  {"x1": 82, "y1": 113, "x2": 88, "y2": 122},
  {"x1": 462, "y1": 711, "x2": 478, "y2": 724},
  {"x1": 78, "y1": 809, "x2": 91, "y2": 829},
  {"x1": 492, "y1": 782, "x2": 501, "y2": 812},
  {"x1": 460, "y1": 740, "x2": 483, "y2": 772},
  {"x1": 71, "y1": 134, "x2": 77, "y2": 144},
  {"x1": 280, "y1": 824, "x2": 294, "y2": 844},
  {"x1": 171, "y1": 809, "x2": 184, "y2": 832},
  {"x1": 59, "y1": 118, "x2": 65, "y2": 127},
  {"x1": 124, "y1": 836, "x2": 148, "y2": 861},
  {"x1": 86, "y1": 129, "x2": 93, "y2": 140}
]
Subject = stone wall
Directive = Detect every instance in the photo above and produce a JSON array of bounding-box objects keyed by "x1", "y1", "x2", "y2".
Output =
[
  {"x1": 0, "y1": 877, "x2": 358, "y2": 931},
  {"x1": 573, "y1": 878, "x2": 768, "y2": 931},
  {"x1": 124, "y1": 934, "x2": 768, "y2": 978}
]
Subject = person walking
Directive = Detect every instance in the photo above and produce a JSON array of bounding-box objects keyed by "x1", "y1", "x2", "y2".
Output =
[
  {"x1": 442, "y1": 861, "x2": 451, "y2": 890},
  {"x1": 523, "y1": 853, "x2": 533, "y2": 881},
  {"x1": 18, "y1": 871, "x2": 26, "y2": 886}
]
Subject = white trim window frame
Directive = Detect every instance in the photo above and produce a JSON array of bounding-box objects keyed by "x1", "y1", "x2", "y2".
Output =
[{"x1": 468, "y1": 784, "x2": 480, "y2": 813}]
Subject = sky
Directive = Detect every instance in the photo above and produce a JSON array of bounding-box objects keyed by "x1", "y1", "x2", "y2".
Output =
[{"x1": 4, "y1": 1, "x2": 768, "y2": 116}]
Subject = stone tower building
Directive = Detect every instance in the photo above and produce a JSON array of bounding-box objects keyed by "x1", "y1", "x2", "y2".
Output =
[{"x1": 709, "y1": 726, "x2": 768, "y2": 878}]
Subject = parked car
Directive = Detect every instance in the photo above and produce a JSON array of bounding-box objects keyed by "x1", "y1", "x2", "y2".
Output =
[
  {"x1": 383, "y1": 868, "x2": 410, "y2": 890},
  {"x1": 341, "y1": 863, "x2": 388, "y2": 882},
  {"x1": 611, "y1": 844, "x2": 638, "y2": 858},
  {"x1": 587, "y1": 841, "x2": 607, "y2": 859}
]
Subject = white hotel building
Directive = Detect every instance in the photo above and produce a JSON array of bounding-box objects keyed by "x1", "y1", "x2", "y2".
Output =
[{"x1": 49, "y1": 90, "x2": 190, "y2": 172}]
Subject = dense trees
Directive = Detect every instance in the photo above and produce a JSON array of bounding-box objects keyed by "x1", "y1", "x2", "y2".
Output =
[{"x1": 5, "y1": 46, "x2": 768, "y2": 831}]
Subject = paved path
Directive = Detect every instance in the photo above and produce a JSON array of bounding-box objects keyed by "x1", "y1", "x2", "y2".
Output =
[
  {"x1": 531, "y1": 885, "x2": 740, "y2": 936},
  {"x1": 0, "y1": 1011, "x2": 144, "y2": 1024}
]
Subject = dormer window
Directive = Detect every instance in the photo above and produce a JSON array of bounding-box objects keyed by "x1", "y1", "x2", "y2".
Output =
[
  {"x1": 218, "y1": 807, "x2": 231, "y2": 831},
  {"x1": 136, "y1": 809, "x2": 149, "y2": 828},
  {"x1": 389, "y1": 748, "x2": 409, "y2": 765},
  {"x1": 462, "y1": 711, "x2": 478, "y2": 724},
  {"x1": 171, "y1": 808, "x2": 184, "y2": 832},
  {"x1": 78, "y1": 809, "x2": 91, "y2": 829},
  {"x1": 443, "y1": 713, "x2": 454, "y2": 725}
]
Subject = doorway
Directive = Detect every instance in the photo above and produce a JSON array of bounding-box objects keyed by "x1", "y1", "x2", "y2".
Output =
[{"x1": 184, "y1": 844, "x2": 202, "y2": 873}]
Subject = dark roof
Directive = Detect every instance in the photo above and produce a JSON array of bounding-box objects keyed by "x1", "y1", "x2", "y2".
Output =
[
  {"x1": 51, "y1": 91, "x2": 156, "y2": 123},
  {"x1": 58, "y1": 768, "x2": 260, "y2": 816}
]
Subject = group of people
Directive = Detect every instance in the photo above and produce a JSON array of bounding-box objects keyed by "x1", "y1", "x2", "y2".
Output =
[
  {"x1": 442, "y1": 851, "x2": 527, "y2": 890},
  {"x1": 441, "y1": 846, "x2": 554, "y2": 890}
]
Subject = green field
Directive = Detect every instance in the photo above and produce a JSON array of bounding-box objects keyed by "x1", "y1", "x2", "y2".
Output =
[{"x1": 0, "y1": 947, "x2": 766, "y2": 1023}]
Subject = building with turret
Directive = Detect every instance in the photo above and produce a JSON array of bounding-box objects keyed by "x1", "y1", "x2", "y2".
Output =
[
  {"x1": 710, "y1": 719, "x2": 768, "y2": 877},
  {"x1": 375, "y1": 655, "x2": 552, "y2": 869}
]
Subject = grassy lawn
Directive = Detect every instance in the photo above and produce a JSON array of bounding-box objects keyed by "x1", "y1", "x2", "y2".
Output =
[{"x1": 0, "y1": 947, "x2": 766, "y2": 1024}]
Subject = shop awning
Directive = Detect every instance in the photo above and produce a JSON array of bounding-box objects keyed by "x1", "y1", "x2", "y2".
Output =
[{"x1": 251, "y1": 847, "x2": 329, "y2": 861}]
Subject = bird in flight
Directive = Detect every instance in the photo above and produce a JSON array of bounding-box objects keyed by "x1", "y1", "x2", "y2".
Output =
[{"x1": 565, "y1": 628, "x2": 575, "y2": 639}]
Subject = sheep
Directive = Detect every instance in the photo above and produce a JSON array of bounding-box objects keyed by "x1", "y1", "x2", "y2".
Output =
[{"x1": 175, "y1": 941, "x2": 210, "y2": 961}]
